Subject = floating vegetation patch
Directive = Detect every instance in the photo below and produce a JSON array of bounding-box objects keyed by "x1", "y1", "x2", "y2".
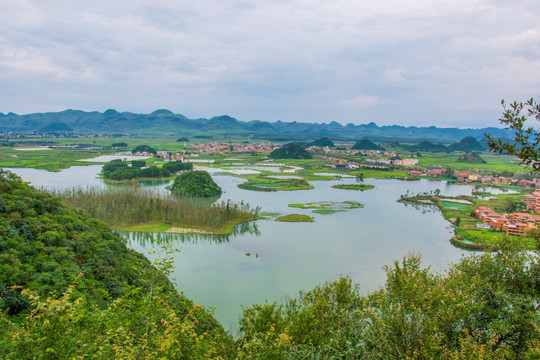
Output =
[
  {"x1": 238, "y1": 175, "x2": 313, "y2": 192},
  {"x1": 331, "y1": 184, "x2": 375, "y2": 191},
  {"x1": 312, "y1": 209, "x2": 345, "y2": 215},
  {"x1": 275, "y1": 214, "x2": 314, "y2": 222},
  {"x1": 288, "y1": 201, "x2": 364, "y2": 215}
]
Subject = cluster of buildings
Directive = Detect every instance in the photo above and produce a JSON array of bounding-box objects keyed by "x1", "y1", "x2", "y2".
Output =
[
  {"x1": 454, "y1": 173, "x2": 537, "y2": 187},
  {"x1": 365, "y1": 158, "x2": 419, "y2": 166},
  {"x1": 188, "y1": 142, "x2": 277, "y2": 154},
  {"x1": 524, "y1": 190, "x2": 540, "y2": 213},
  {"x1": 475, "y1": 207, "x2": 539, "y2": 236}
]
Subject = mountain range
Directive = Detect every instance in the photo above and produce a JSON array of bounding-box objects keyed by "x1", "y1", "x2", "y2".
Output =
[{"x1": 0, "y1": 109, "x2": 513, "y2": 143}]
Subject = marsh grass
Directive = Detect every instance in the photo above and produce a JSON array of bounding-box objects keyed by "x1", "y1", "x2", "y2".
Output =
[{"x1": 56, "y1": 186, "x2": 259, "y2": 232}]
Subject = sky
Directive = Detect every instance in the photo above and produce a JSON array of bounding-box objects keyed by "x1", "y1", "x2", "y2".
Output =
[{"x1": 0, "y1": 0, "x2": 539, "y2": 128}]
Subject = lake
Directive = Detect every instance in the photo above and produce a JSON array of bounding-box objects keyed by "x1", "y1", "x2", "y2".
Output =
[{"x1": 7, "y1": 166, "x2": 469, "y2": 333}]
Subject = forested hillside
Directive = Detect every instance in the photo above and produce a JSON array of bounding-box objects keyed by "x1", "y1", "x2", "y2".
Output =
[{"x1": 0, "y1": 170, "x2": 233, "y2": 358}]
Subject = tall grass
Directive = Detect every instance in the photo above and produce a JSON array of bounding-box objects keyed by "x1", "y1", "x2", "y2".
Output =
[{"x1": 55, "y1": 186, "x2": 259, "y2": 231}]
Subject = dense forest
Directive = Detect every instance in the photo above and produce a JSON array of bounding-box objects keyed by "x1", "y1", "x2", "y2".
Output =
[{"x1": 0, "y1": 170, "x2": 539, "y2": 359}]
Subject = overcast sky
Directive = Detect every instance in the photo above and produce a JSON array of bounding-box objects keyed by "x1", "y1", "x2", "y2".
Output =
[{"x1": 0, "y1": 0, "x2": 538, "y2": 128}]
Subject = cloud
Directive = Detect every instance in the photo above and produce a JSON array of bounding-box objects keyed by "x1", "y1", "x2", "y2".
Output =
[
  {"x1": 342, "y1": 95, "x2": 380, "y2": 108},
  {"x1": 0, "y1": 0, "x2": 539, "y2": 127}
]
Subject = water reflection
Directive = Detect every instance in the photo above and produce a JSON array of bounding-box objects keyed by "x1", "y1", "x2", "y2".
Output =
[{"x1": 124, "y1": 221, "x2": 261, "y2": 246}]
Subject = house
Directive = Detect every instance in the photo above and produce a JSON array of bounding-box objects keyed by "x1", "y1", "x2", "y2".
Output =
[
  {"x1": 408, "y1": 170, "x2": 423, "y2": 176},
  {"x1": 427, "y1": 169, "x2": 444, "y2": 177},
  {"x1": 456, "y1": 172, "x2": 469, "y2": 182}
]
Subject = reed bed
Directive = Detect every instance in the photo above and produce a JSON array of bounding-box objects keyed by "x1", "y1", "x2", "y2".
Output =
[{"x1": 55, "y1": 186, "x2": 259, "y2": 231}]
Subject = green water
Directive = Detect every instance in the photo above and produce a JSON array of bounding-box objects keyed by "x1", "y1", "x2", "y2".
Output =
[{"x1": 8, "y1": 166, "x2": 471, "y2": 333}]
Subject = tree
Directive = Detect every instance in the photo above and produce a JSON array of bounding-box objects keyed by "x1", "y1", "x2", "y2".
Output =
[
  {"x1": 170, "y1": 171, "x2": 222, "y2": 197},
  {"x1": 486, "y1": 98, "x2": 540, "y2": 170}
]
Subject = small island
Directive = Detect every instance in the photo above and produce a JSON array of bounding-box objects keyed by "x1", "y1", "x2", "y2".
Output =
[
  {"x1": 331, "y1": 184, "x2": 375, "y2": 191},
  {"x1": 289, "y1": 201, "x2": 364, "y2": 214},
  {"x1": 170, "y1": 170, "x2": 222, "y2": 197},
  {"x1": 275, "y1": 214, "x2": 314, "y2": 222}
]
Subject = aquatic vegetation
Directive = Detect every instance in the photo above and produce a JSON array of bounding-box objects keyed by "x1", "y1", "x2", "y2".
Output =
[
  {"x1": 275, "y1": 214, "x2": 314, "y2": 222},
  {"x1": 55, "y1": 185, "x2": 258, "y2": 233},
  {"x1": 331, "y1": 184, "x2": 375, "y2": 191},
  {"x1": 288, "y1": 201, "x2": 364, "y2": 214}
]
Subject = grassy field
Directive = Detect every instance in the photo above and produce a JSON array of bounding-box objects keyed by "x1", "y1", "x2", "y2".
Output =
[
  {"x1": 417, "y1": 151, "x2": 524, "y2": 173},
  {"x1": 0, "y1": 147, "x2": 102, "y2": 171}
]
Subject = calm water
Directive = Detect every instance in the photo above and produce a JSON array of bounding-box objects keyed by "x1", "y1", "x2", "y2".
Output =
[{"x1": 7, "y1": 166, "x2": 470, "y2": 332}]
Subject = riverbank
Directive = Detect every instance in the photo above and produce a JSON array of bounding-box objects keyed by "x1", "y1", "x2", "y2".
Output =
[{"x1": 398, "y1": 190, "x2": 539, "y2": 251}]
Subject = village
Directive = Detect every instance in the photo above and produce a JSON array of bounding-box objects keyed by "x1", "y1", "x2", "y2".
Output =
[{"x1": 475, "y1": 189, "x2": 540, "y2": 236}]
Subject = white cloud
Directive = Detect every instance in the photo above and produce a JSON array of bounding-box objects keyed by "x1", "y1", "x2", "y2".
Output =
[
  {"x1": 342, "y1": 95, "x2": 380, "y2": 107},
  {"x1": 0, "y1": 0, "x2": 539, "y2": 127}
]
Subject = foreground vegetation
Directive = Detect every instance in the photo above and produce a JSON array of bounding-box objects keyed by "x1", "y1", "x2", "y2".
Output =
[
  {"x1": 56, "y1": 186, "x2": 257, "y2": 233},
  {"x1": 1, "y1": 170, "x2": 539, "y2": 359},
  {"x1": 237, "y1": 251, "x2": 539, "y2": 359},
  {"x1": 0, "y1": 170, "x2": 232, "y2": 358}
]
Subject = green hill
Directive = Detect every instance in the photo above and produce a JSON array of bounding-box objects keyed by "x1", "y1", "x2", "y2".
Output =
[
  {"x1": 458, "y1": 151, "x2": 486, "y2": 163},
  {"x1": 270, "y1": 142, "x2": 312, "y2": 159},
  {"x1": 449, "y1": 136, "x2": 485, "y2": 151},
  {"x1": 308, "y1": 136, "x2": 335, "y2": 147},
  {"x1": 351, "y1": 138, "x2": 385, "y2": 150}
]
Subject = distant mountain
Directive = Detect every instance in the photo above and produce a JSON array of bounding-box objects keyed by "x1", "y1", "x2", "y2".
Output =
[{"x1": 0, "y1": 109, "x2": 514, "y2": 142}]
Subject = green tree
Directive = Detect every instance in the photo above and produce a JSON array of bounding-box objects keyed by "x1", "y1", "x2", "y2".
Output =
[
  {"x1": 170, "y1": 171, "x2": 222, "y2": 198},
  {"x1": 486, "y1": 98, "x2": 540, "y2": 170},
  {"x1": 132, "y1": 145, "x2": 157, "y2": 155}
]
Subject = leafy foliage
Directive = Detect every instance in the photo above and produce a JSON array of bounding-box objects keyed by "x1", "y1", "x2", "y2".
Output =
[
  {"x1": 170, "y1": 171, "x2": 222, "y2": 197},
  {"x1": 237, "y1": 251, "x2": 540, "y2": 359},
  {"x1": 162, "y1": 161, "x2": 193, "y2": 173},
  {"x1": 486, "y1": 98, "x2": 540, "y2": 170},
  {"x1": 0, "y1": 170, "x2": 232, "y2": 358},
  {"x1": 102, "y1": 160, "x2": 192, "y2": 181}
]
